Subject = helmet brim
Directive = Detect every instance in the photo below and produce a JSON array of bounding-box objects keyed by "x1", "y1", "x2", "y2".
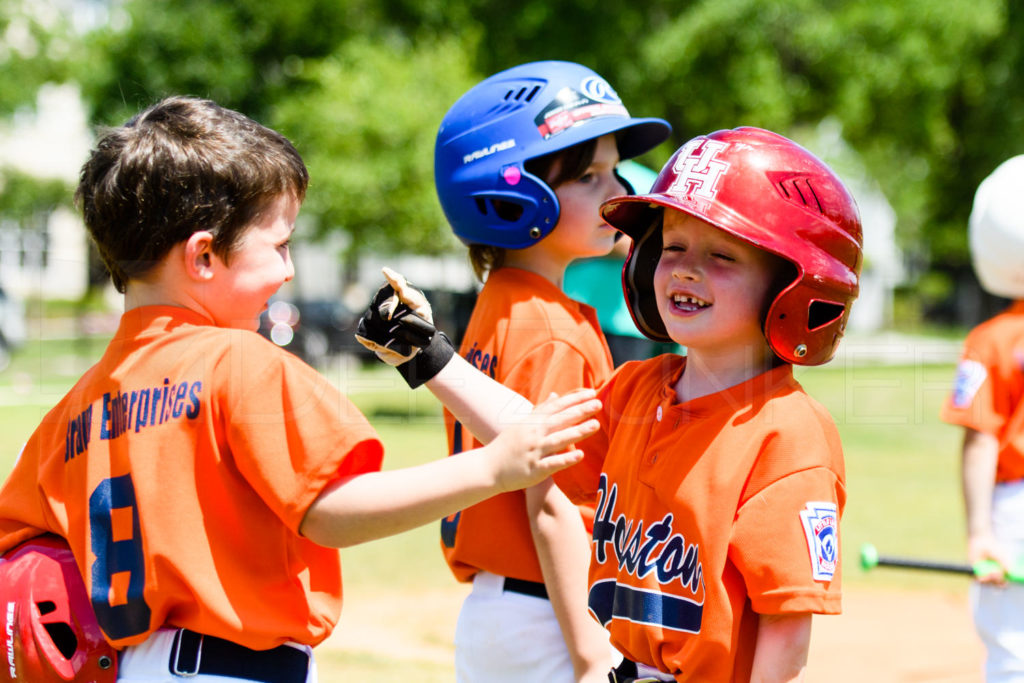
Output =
[{"x1": 612, "y1": 118, "x2": 673, "y2": 161}]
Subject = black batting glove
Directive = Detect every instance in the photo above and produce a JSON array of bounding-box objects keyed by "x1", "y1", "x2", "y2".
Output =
[{"x1": 354, "y1": 268, "x2": 455, "y2": 388}]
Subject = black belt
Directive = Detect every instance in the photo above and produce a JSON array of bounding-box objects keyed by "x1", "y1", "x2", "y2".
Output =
[
  {"x1": 169, "y1": 629, "x2": 309, "y2": 683},
  {"x1": 609, "y1": 657, "x2": 675, "y2": 682},
  {"x1": 502, "y1": 576, "x2": 549, "y2": 600}
]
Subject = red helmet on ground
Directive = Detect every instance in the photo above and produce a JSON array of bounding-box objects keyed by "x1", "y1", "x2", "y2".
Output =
[
  {"x1": 0, "y1": 535, "x2": 117, "y2": 682},
  {"x1": 601, "y1": 126, "x2": 863, "y2": 366}
]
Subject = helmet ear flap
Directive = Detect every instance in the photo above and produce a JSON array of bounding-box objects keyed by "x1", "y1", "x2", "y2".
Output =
[
  {"x1": 463, "y1": 168, "x2": 560, "y2": 247},
  {"x1": 622, "y1": 211, "x2": 670, "y2": 341},
  {"x1": 766, "y1": 281, "x2": 851, "y2": 365},
  {"x1": 31, "y1": 586, "x2": 81, "y2": 677}
]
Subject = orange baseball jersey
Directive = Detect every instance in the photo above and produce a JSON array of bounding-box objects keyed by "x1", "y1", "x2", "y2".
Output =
[
  {"x1": 0, "y1": 306, "x2": 383, "y2": 650},
  {"x1": 556, "y1": 356, "x2": 845, "y2": 681},
  {"x1": 941, "y1": 300, "x2": 1024, "y2": 483},
  {"x1": 441, "y1": 267, "x2": 614, "y2": 583}
]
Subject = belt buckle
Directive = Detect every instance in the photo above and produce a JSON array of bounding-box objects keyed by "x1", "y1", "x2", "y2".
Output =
[{"x1": 170, "y1": 629, "x2": 204, "y2": 677}]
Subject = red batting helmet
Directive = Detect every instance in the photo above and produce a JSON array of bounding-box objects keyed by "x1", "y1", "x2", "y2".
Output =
[
  {"x1": 601, "y1": 126, "x2": 863, "y2": 366},
  {"x1": 0, "y1": 535, "x2": 117, "y2": 682}
]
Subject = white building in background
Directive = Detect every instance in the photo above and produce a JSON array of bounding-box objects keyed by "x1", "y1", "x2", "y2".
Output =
[{"x1": 0, "y1": 82, "x2": 92, "y2": 300}]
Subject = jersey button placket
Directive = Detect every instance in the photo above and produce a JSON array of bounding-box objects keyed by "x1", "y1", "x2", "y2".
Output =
[{"x1": 648, "y1": 405, "x2": 664, "y2": 466}]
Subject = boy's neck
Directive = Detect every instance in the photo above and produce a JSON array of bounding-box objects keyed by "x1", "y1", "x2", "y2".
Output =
[
  {"x1": 500, "y1": 249, "x2": 569, "y2": 290},
  {"x1": 125, "y1": 278, "x2": 172, "y2": 310},
  {"x1": 123, "y1": 246, "x2": 207, "y2": 316},
  {"x1": 673, "y1": 345, "x2": 780, "y2": 403}
]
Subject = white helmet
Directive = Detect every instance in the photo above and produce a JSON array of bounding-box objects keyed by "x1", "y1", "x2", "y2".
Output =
[{"x1": 969, "y1": 155, "x2": 1024, "y2": 299}]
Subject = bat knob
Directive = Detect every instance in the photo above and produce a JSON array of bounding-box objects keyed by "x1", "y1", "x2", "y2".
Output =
[{"x1": 860, "y1": 543, "x2": 879, "y2": 570}]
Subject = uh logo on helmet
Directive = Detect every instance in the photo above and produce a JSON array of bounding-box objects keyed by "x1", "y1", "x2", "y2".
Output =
[
  {"x1": 434, "y1": 60, "x2": 671, "y2": 250},
  {"x1": 602, "y1": 126, "x2": 864, "y2": 366}
]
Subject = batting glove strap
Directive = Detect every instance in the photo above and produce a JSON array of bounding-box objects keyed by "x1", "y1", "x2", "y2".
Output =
[{"x1": 396, "y1": 330, "x2": 455, "y2": 388}]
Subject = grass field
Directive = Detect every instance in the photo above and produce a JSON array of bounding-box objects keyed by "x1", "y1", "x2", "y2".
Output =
[{"x1": 0, "y1": 329, "x2": 976, "y2": 679}]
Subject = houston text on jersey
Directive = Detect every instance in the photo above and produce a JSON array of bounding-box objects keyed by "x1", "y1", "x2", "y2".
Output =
[{"x1": 589, "y1": 474, "x2": 706, "y2": 633}]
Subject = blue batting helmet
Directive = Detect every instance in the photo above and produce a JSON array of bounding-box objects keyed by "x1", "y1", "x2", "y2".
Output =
[{"x1": 435, "y1": 61, "x2": 671, "y2": 249}]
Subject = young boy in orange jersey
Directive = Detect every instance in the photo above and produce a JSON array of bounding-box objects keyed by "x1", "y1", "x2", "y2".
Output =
[
  {"x1": 358, "y1": 126, "x2": 862, "y2": 682},
  {"x1": 428, "y1": 60, "x2": 670, "y2": 683},
  {"x1": 940, "y1": 155, "x2": 1024, "y2": 682},
  {"x1": 0, "y1": 96, "x2": 601, "y2": 683}
]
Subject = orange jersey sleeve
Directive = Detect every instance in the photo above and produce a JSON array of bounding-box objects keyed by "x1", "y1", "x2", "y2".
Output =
[
  {"x1": 581, "y1": 358, "x2": 845, "y2": 681},
  {"x1": 0, "y1": 306, "x2": 383, "y2": 650},
  {"x1": 440, "y1": 268, "x2": 613, "y2": 583},
  {"x1": 940, "y1": 301, "x2": 1024, "y2": 482}
]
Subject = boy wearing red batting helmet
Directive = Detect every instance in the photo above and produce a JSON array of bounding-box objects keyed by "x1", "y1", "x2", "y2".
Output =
[
  {"x1": 941, "y1": 155, "x2": 1024, "y2": 682},
  {"x1": 359, "y1": 126, "x2": 862, "y2": 681},
  {"x1": 0, "y1": 96, "x2": 599, "y2": 683}
]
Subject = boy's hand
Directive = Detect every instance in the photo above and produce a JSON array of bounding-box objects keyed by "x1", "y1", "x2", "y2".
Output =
[
  {"x1": 484, "y1": 390, "x2": 601, "y2": 492},
  {"x1": 354, "y1": 267, "x2": 455, "y2": 388},
  {"x1": 968, "y1": 534, "x2": 1011, "y2": 586},
  {"x1": 355, "y1": 268, "x2": 436, "y2": 366}
]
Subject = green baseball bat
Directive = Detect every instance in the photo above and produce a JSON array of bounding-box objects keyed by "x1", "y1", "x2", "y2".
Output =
[{"x1": 860, "y1": 543, "x2": 1024, "y2": 582}]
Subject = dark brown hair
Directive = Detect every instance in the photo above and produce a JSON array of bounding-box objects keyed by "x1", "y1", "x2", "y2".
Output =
[
  {"x1": 75, "y1": 96, "x2": 309, "y2": 292},
  {"x1": 468, "y1": 138, "x2": 599, "y2": 281}
]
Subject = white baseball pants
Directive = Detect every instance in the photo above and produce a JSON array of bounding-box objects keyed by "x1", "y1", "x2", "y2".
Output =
[
  {"x1": 974, "y1": 479, "x2": 1024, "y2": 682},
  {"x1": 454, "y1": 571, "x2": 578, "y2": 683}
]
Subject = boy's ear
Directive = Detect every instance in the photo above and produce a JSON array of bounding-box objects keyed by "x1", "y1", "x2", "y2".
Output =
[{"x1": 184, "y1": 231, "x2": 217, "y2": 281}]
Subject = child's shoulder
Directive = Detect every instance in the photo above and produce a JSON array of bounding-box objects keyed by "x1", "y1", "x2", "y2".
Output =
[
  {"x1": 960, "y1": 301, "x2": 1024, "y2": 356},
  {"x1": 973, "y1": 300, "x2": 1024, "y2": 334},
  {"x1": 486, "y1": 268, "x2": 571, "y2": 308},
  {"x1": 478, "y1": 268, "x2": 603, "y2": 338},
  {"x1": 115, "y1": 307, "x2": 294, "y2": 375},
  {"x1": 762, "y1": 376, "x2": 842, "y2": 449}
]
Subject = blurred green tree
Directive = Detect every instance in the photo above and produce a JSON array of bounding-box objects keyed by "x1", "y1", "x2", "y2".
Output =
[
  {"x1": 5, "y1": 0, "x2": 1022, "y2": 323},
  {"x1": 0, "y1": 0, "x2": 74, "y2": 115},
  {"x1": 76, "y1": 0, "x2": 480, "y2": 266},
  {"x1": 0, "y1": 0, "x2": 81, "y2": 264},
  {"x1": 0, "y1": 170, "x2": 67, "y2": 218},
  {"x1": 76, "y1": 0, "x2": 363, "y2": 125},
  {"x1": 271, "y1": 33, "x2": 481, "y2": 260}
]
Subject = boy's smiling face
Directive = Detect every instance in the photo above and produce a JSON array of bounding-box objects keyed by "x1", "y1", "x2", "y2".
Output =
[
  {"x1": 205, "y1": 193, "x2": 298, "y2": 331},
  {"x1": 653, "y1": 209, "x2": 782, "y2": 359}
]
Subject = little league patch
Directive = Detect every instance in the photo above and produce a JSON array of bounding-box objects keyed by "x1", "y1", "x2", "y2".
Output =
[
  {"x1": 800, "y1": 502, "x2": 838, "y2": 582},
  {"x1": 950, "y1": 359, "x2": 987, "y2": 409}
]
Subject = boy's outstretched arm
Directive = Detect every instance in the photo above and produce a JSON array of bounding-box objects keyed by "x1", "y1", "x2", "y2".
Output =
[
  {"x1": 299, "y1": 389, "x2": 599, "y2": 548},
  {"x1": 426, "y1": 352, "x2": 535, "y2": 444}
]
